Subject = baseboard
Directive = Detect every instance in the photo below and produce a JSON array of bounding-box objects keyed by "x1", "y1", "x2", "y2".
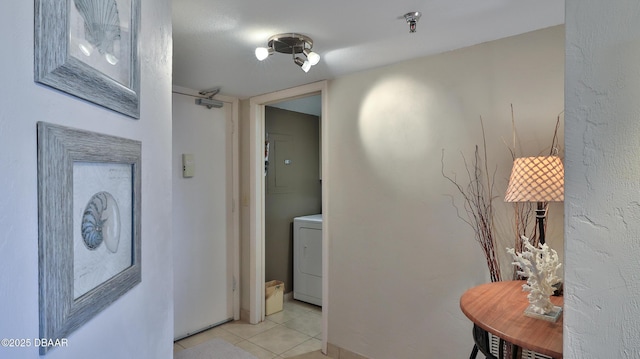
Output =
[
  {"x1": 326, "y1": 343, "x2": 370, "y2": 359},
  {"x1": 240, "y1": 308, "x2": 250, "y2": 322}
]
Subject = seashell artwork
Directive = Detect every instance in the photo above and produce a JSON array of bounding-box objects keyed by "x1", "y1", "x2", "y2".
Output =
[
  {"x1": 73, "y1": 0, "x2": 122, "y2": 65},
  {"x1": 81, "y1": 191, "x2": 121, "y2": 252}
]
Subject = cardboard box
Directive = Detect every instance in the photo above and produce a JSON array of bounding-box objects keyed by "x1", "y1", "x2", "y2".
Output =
[{"x1": 265, "y1": 280, "x2": 284, "y2": 315}]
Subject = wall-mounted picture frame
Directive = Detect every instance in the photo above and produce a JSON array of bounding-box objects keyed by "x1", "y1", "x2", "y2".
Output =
[
  {"x1": 37, "y1": 122, "x2": 141, "y2": 354},
  {"x1": 35, "y1": 0, "x2": 141, "y2": 118}
]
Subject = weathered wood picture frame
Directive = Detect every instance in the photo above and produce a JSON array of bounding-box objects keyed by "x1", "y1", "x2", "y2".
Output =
[
  {"x1": 35, "y1": 0, "x2": 141, "y2": 118},
  {"x1": 37, "y1": 122, "x2": 142, "y2": 354}
]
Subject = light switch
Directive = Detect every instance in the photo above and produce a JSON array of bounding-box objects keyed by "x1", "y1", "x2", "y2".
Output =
[{"x1": 182, "y1": 154, "x2": 195, "y2": 178}]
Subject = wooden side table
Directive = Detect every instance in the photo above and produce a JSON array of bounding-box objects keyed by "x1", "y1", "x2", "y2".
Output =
[{"x1": 460, "y1": 281, "x2": 563, "y2": 359}]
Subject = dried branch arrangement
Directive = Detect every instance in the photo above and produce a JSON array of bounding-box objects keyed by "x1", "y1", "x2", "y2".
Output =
[
  {"x1": 442, "y1": 108, "x2": 563, "y2": 283},
  {"x1": 442, "y1": 117, "x2": 501, "y2": 283}
]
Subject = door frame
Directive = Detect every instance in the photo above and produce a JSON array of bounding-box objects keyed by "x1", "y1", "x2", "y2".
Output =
[
  {"x1": 248, "y1": 81, "x2": 329, "y2": 353},
  {"x1": 224, "y1": 93, "x2": 241, "y2": 322}
]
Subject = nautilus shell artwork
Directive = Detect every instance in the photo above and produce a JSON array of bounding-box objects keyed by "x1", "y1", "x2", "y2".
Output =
[
  {"x1": 73, "y1": 0, "x2": 122, "y2": 65},
  {"x1": 81, "y1": 191, "x2": 121, "y2": 252}
]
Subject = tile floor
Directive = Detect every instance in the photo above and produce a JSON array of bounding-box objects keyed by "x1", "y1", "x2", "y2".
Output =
[{"x1": 174, "y1": 298, "x2": 322, "y2": 359}]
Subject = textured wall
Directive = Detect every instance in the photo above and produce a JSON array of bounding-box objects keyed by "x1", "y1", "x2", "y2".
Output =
[
  {"x1": 0, "y1": 0, "x2": 173, "y2": 358},
  {"x1": 565, "y1": 1, "x2": 640, "y2": 357},
  {"x1": 326, "y1": 26, "x2": 564, "y2": 358}
]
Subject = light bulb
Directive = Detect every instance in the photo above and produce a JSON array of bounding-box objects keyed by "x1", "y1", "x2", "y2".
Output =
[
  {"x1": 301, "y1": 60, "x2": 311, "y2": 72},
  {"x1": 303, "y1": 49, "x2": 320, "y2": 66},
  {"x1": 255, "y1": 47, "x2": 271, "y2": 61},
  {"x1": 294, "y1": 57, "x2": 311, "y2": 73}
]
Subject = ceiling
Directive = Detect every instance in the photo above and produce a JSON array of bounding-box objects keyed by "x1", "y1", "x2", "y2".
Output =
[{"x1": 172, "y1": 0, "x2": 564, "y2": 99}]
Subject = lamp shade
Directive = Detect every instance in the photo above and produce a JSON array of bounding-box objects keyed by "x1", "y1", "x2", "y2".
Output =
[{"x1": 504, "y1": 156, "x2": 564, "y2": 203}]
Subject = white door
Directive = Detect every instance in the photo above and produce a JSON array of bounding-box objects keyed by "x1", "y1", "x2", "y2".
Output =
[{"x1": 172, "y1": 90, "x2": 235, "y2": 339}]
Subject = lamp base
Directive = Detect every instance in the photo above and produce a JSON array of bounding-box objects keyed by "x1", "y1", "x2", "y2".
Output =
[{"x1": 524, "y1": 305, "x2": 562, "y2": 322}]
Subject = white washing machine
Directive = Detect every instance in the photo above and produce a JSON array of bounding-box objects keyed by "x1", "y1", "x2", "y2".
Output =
[{"x1": 293, "y1": 214, "x2": 323, "y2": 306}]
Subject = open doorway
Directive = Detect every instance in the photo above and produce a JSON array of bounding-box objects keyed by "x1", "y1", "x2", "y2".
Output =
[
  {"x1": 248, "y1": 81, "x2": 329, "y2": 353},
  {"x1": 264, "y1": 96, "x2": 322, "y2": 305}
]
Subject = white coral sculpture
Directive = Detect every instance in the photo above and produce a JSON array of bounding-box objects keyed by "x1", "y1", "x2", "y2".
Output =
[{"x1": 506, "y1": 236, "x2": 562, "y2": 314}]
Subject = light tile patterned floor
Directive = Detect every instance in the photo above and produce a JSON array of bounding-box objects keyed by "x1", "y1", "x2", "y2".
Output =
[{"x1": 174, "y1": 298, "x2": 322, "y2": 359}]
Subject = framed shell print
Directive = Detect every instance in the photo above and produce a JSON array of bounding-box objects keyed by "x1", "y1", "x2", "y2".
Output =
[
  {"x1": 37, "y1": 122, "x2": 141, "y2": 354},
  {"x1": 35, "y1": 0, "x2": 141, "y2": 118}
]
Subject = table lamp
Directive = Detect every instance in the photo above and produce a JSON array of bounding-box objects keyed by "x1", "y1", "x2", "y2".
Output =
[{"x1": 504, "y1": 156, "x2": 564, "y2": 245}]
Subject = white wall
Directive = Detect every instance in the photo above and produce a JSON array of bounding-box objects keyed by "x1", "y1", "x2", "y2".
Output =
[
  {"x1": 326, "y1": 26, "x2": 564, "y2": 358},
  {"x1": 565, "y1": 1, "x2": 640, "y2": 358},
  {"x1": 0, "y1": 1, "x2": 173, "y2": 358}
]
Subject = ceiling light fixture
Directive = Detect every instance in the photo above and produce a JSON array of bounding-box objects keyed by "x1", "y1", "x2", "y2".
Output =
[
  {"x1": 255, "y1": 33, "x2": 320, "y2": 72},
  {"x1": 403, "y1": 11, "x2": 422, "y2": 33}
]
